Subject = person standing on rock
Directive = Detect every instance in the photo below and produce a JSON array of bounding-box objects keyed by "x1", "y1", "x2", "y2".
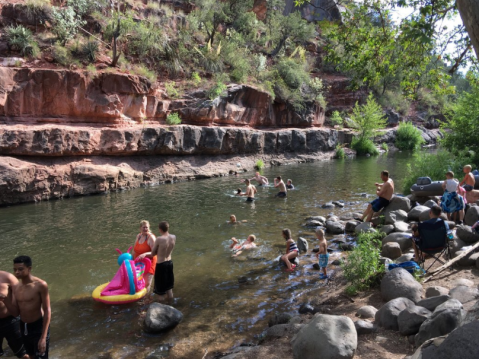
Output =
[
  {"x1": 250, "y1": 172, "x2": 269, "y2": 186},
  {"x1": 359, "y1": 170, "x2": 394, "y2": 223},
  {"x1": 151, "y1": 221, "x2": 176, "y2": 304},
  {"x1": 132, "y1": 220, "x2": 157, "y2": 291},
  {"x1": 240, "y1": 179, "x2": 257, "y2": 202},
  {"x1": 280, "y1": 229, "x2": 298, "y2": 272},
  {"x1": 3, "y1": 256, "x2": 51, "y2": 359},
  {"x1": 274, "y1": 176, "x2": 287, "y2": 198},
  {"x1": 440, "y1": 171, "x2": 464, "y2": 224},
  {"x1": 0, "y1": 271, "x2": 29, "y2": 359}
]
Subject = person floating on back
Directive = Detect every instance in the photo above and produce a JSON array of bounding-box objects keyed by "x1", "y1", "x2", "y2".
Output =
[
  {"x1": 274, "y1": 176, "x2": 287, "y2": 198},
  {"x1": 440, "y1": 171, "x2": 464, "y2": 224},
  {"x1": 151, "y1": 221, "x2": 176, "y2": 304},
  {"x1": 3, "y1": 256, "x2": 51, "y2": 359},
  {"x1": 359, "y1": 170, "x2": 394, "y2": 223},
  {"x1": 315, "y1": 229, "x2": 329, "y2": 280},
  {"x1": 280, "y1": 229, "x2": 298, "y2": 272},
  {"x1": 286, "y1": 179, "x2": 294, "y2": 190},
  {"x1": 230, "y1": 235, "x2": 257, "y2": 257}
]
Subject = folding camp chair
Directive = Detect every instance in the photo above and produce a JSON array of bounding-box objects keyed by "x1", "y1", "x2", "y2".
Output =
[{"x1": 416, "y1": 220, "x2": 452, "y2": 272}]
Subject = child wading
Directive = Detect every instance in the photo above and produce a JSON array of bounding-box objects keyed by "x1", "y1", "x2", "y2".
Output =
[{"x1": 315, "y1": 229, "x2": 329, "y2": 279}]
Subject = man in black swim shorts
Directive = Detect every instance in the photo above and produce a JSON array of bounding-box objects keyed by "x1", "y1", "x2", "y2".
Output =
[
  {"x1": 274, "y1": 176, "x2": 287, "y2": 198},
  {"x1": 360, "y1": 170, "x2": 395, "y2": 223},
  {"x1": 240, "y1": 179, "x2": 257, "y2": 202}
]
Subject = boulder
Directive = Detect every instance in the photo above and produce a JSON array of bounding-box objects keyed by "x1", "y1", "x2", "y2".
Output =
[
  {"x1": 268, "y1": 313, "x2": 293, "y2": 327},
  {"x1": 297, "y1": 237, "x2": 309, "y2": 254},
  {"x1": 415, "y1": 299, "x2": 466, "y2": 347},
  {"x1": 456, "y1": 225, "x2": 479, "y2": 243},
  {"x1": 345, "y1": 221, "x2": 358, "y2": 232},
  {"x1": 451, "y1": 237, "x2": 468, "y2": 257},
  {"x1": 355, "y1": 222, "x2": 376, "y2": 234},
  {"x1": 464, "y1": 206, "x2": 479, "y2": 226},
  {"x1": 449, "y1": 286, "x2": 479, "y2": 304},
  {"x1": 307, "y1": 216, "x2": 326, "y2": 223},
  {"x1": 381, "y1": 224, "x2": 395, "y2": 235},
  {"x1": 408, "y1": 205, "x2": 430, "y2": 221},
  {"x1": 455, "y1": 249, "x2": 477, "y2": 266},
  {"x1": 291, "y1": 314, "x2": 357, "y2": 359},
  {"x1": 356, "y1": 305, "x2": 378, "y2": 319},
  {"x1": 375, "y1": 297, "x2": 416, "y2": 331},
  {"x1": 305, "y1": 220, "x2": 323, "y2": 227},
  {"x1": 382, "y1": 196, "x2": 412, "y2": 214},
  {"x1": 381, "y1": 242, "x2": 402, "y2": 260},
  {"x1": 382, "y1": 232, "x2": 413, "y2": 252},
  {"x1": 385, "y1": 109, "x2": 401, "y2": 127},
  {"x1": 381, "y1": 268, "x2": 423, "y2": 303},
  {"x1": 396, "y1": 253, "x2": 415, "y2": 263},
  {"x1": 424, "y1": 199, "x2": 439, "y2": 208},
  {"x1": 354, "y1": 320, "x2": 378, "y2": 335},
  {"x1": 264, "y1": 323, "x2": 304, "y2": 341},
  {"x1": 326, "y1": 221, "x2": 345, "y2": 234},
  {"x1": 143, "y1": 303, "x2": 183, "y2": 333},
  {"x1": 322, "y1": 202, "x2": 335, "y2": 209},
  {"x1": 450, "y1": 278, "x2": 474, "y2": 287},
  {"x1": 398, "y1": 305, "x2": 432, "y2": 336},
  {"x1": 463, "y1": 299, "x2": 479, "y2": 325},
  {"x1": 417, "y1": 295, "x2": 451, "y2": 311},
  {"x1": 394, "y1": 221, "x2": 409, "y2": 232},
  {"x1": 385, "y1": 210, "x2": 408, "y2": 225},
  {"x1": 425, "y1": 286, "x2": 449, "y2": 298}
]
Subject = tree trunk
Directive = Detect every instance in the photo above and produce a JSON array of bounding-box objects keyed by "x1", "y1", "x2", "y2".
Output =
[
  {"x1": 270, "y1": 36, "x2": 288, "y2": 57},
  {"x1": 456, "y1": 0, "x2": 479, "y2": 60}
]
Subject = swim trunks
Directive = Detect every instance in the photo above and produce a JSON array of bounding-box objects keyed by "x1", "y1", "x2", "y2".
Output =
[
  {"x1": 0, "y1": 316, "x2": 27, "y2": 358},
  {"x1": 318, "y1": 253, "x2": 329, "y2": 268},
  {"x1": 154, "y1": 260, "x2": 174, "y2": 295},
  {"x1": 463, "y1": 184, "x2": 474, "y2": 191},
  {"x1": 277, "y1": 192, "x2": 287, "y2": 198},
  {"x1": 371, "y1": 197, "x2": 390, "y2": 212},
  {"x1": 246, "y1": 197, "x2": 255, "y2": 202},
  {"x1": 21, "y1": 317, "x2": 49, "y2": 358}
]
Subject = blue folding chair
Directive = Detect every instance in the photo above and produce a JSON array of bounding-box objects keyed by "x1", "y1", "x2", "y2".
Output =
[{"x1": 416, "y1": 220, "x2": 451, "y2": 272}]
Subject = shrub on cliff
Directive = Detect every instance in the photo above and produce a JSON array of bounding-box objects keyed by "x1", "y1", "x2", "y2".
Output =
[
  {"x1": 395, "y1": 122, "x2": 424, "y2": 150},
  {"x1": 166, "y1": 113, "x2": 182, "y2": 125},
  {"x1": 5, "y1": 25, "x2": 39, "y2": 57},
  {"x1": 51, "y1": 5, "x2": 86, "y2": 45}
]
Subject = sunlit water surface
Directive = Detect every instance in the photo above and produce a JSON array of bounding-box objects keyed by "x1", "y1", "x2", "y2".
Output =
[{"x1": 0, "y1": 152, "x2": 415, "y2": 358}]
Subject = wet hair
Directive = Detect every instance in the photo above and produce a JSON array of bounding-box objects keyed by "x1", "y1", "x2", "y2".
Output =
[
  {"x1": 244, "y1": 179, "x2": 250, "y2": 185},
  {"x1": 230, "y1": 214, "x2": 236, "y2": 219},
  {"x1": 446, "y1": 171, "x2": 454, "y2": 178},
  {"x1": 14, "y1": 256, "x2": 32, "y2": 267},
  {"x1": 276, "y1": 176, "x2": 282, "y2": 180},
  {"x1": 464, "y1": 165, "x2": 472, "y2": 171},
  {"x1": 282, "y1": 228, "x2": 292, "y2": 239},
  {"x1": 237, "y1": 188, "x2": 242, "y2": 194},
  {"x1": 430, "y1": 206, "x2": 442, "y2": 217},
  {"x1": 315, "y1": 228, "x2": 325, "y2": 239},
  {"x1": 159, "y1": 221, "x2": 169, "y2": 232},
  {"x1": 248, "y1": 235, "x2": 256, "y2": 242},
  {"x1": 381, "y1": 170, "x2": 389, "y2": 178},
  {"x1": 140, "y1": 220, "x2": 150, "y2": 227}
]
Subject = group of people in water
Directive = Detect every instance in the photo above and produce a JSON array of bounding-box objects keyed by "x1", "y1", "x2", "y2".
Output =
[{"x1": 235, "y1": 172, "x2": 294, "y2": 201}]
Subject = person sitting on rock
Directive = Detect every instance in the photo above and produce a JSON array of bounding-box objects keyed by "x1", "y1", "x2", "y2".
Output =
[
  {"x1": 274, "y1": 176, "x2": 287, "y2": 198},
  {"x1": 411, "y1": 206, "x2": 450, "y2": 262},
  {"x1": 230, "y1": 236, "x2": 256, "y2": 257},
  {"x1": 315, "y1": 229, "x2": 329, "y2": 280},
  {"x1": 359, "y1": 170, "x2": 394, "y2": 223},
  {"x1": 459, "y1": 165, "x2": 475, "y2": 192},
  {"x1": 440, "y1": 171, "x2": 464, "y2": 224},
  {"x1": 280, "y1": 229, "x2": 298, "y2": 272},
  {"x1": 286, "y1": 179, "x2": 294, "y2": 190}
]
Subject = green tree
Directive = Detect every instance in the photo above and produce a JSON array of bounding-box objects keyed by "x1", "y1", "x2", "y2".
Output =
[{"x1": 350, "y1": 93, "x2": 386, "y2": 141}]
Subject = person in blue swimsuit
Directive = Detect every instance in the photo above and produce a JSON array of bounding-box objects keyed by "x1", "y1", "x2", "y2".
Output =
[
  {"x1": 280, "y1": 229, "x2": 298, "y2": 272},
  {"x1": 359, "y1": 170, "x2": 394, "y2": 223}
]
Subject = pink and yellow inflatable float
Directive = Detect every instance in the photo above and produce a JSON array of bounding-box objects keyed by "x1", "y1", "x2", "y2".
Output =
[{"x1": 92, "y1": 247, "x2": 151, "y2": 305}]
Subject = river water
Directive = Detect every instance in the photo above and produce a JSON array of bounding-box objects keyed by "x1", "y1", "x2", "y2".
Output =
[{"x1": 0, "y1": 152, "x2": 414, "y2": 358}]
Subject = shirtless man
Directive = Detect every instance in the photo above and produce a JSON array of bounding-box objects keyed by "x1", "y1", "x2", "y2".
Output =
[
  {"x1": 250, "y1": 172, "x2": 269, "y2": 186},
  {"x1": 151, "y1": 221, "x2": 176, "y2": 304},
  {"x1": 459, "y1": 165, "x2": 475, "y2": 191},
  {"x1": 3, "y1": 256, "x2": 50, "y2": 359},
  {"x1": 360, "y1": 170, "x2": 394, "y2": 223},
  {"x1": 240, "y1": 179, "x2": 257, "y2": 202},
  {"x1": 0, "y1": 271, "x2": 29, "y2": 359},
  {"x1": 274, "y1": 176, "x2": 287, "y2": 198}
]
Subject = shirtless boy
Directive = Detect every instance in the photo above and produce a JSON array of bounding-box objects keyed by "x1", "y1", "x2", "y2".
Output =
[
  {"x1": 3, "y1": 256, "x2": 50, "y2": 359},
  {"x1": 240, "y1": 179, "x2": 257, "y2": 202},
  {"x1": 230, "y1": 235, "x2": 257, "y2": 257},
  {"x1": 460, "y1": 165, "x2": 475, "y2": 191},
  {"x1": 151, "y1": 221, "x2": 176, "y2": 304},
  {"x1": 315, "y1": 229, "x2": 329, "y2": 280},
  {"x1": 274, "y1": 176, "x2": 287, "y2": 198},
  {"x1": 360, "y1": 170, "x2": 394, "y2": 223},
  {"x1": 0, "y1": 271, "x2": 29, "y2": 359},
  {"x1": 250, "y1": 172, "x2": 269, "y2": 186}
]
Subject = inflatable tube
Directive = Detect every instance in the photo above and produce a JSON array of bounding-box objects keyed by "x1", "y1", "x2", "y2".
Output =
[
  {"x1": 92, "y1": 283, "x2": 147, "y2": 305},
  {"x1": 410, "y1": 175, "x2": 479, "y2": 197}
]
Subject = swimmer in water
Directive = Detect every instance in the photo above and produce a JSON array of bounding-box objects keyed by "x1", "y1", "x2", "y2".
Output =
[
  {"x1": 286, "y1": 179, "x2": 294, "y2": 190},
  {"x1": 229, "y1": 215, "x2": 239, "y2": 224},
  {"x1": 235, "y1": 188, "x2": 242, "y2": 196},
  {"x1": 274, "y1": 176, "x2": 287, "y2": 197},
  {"x1": 230, "y1": 235, "x2": 257, "y2": 257},
  {"x1": 250, "y1": 172, "x2": 269, "y2": 186},
  {"x1": 239, "y1": 179, "x2": 257, "y2": 202}
]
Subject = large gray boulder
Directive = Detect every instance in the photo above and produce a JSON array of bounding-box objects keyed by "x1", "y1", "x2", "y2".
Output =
[
  {"x1": 381, "y1": 224, "x2": 395, "y2": 235},
  {"x1": 398, "y1": 305, "x2": 432, "y2": 336},
  {"x1": 143, "y1": 303, "x2": 183, "y2": 333},
  {"x1": 463, "y1": 299, "x2": 479, "y2": 325},
  {"x1": 423, "y1": 199, "x2": 439, "y2": 208},
  {"x1": 326, "y1": 221, "x2": 345, "y2": 234},
  {"x1": 455, "y1": 249, "x2": 477, "y2": 266},
  {"x1": 345, "y1": 221, "x2": 358, "y2": 232},
  {"x1": 417, "y1": 295, "x2": 451, "y2": 311},
  {"x1": 298, "y1": 237, "x2": 309, "y2": 254},
  {"x1": 354, "y1": 320, "x2": 378, "y2": 335},
  {"x1": 381, "y1": 242, "x2": 402, "y2": 260},
  {"x1": 425, "y1": 286, "x2": 449, "y2": 298},
  {"x1": 291, "y1": 314, "x2": 357, "y2": 359},
  {"x1": 385, "y1": 210, "x2": 408, "y2": 225},
  {"x1": 375, "y1": 297, "x2": 416, "y2": 331},
  {"x1": 382, "y1": 196, "x2": 412, "y2": 215},
  {"x1": 415, "y1": 299, "x2": 466, "y2": 347},
  {"x1": 381, "y1": 268, "x2": 423, "y2": 303},
  {"x1": 356, "y1": 305, "x2": 377, "y2": 319},
  {"x1": 394, "y1": 221, "x2": 409, "y2": 232},
  {"x1": 464, "y1": 205, "x2": 479, "y2": 226},
  {"x1": 355, "y1": 222, "x2": 376, "y2": 234},
  {"x1": 449, "y1": 285, "x2": 479, "y2": 304},
  {"x1": 456, "y1": 225, "x2": 479, "y2": 243},
  {"x1": 382, "y1": 232, "x2": 413, "y2": 252},
  {"x1": 408, "y1": 205, "x2": 430, "y2": 221}
]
